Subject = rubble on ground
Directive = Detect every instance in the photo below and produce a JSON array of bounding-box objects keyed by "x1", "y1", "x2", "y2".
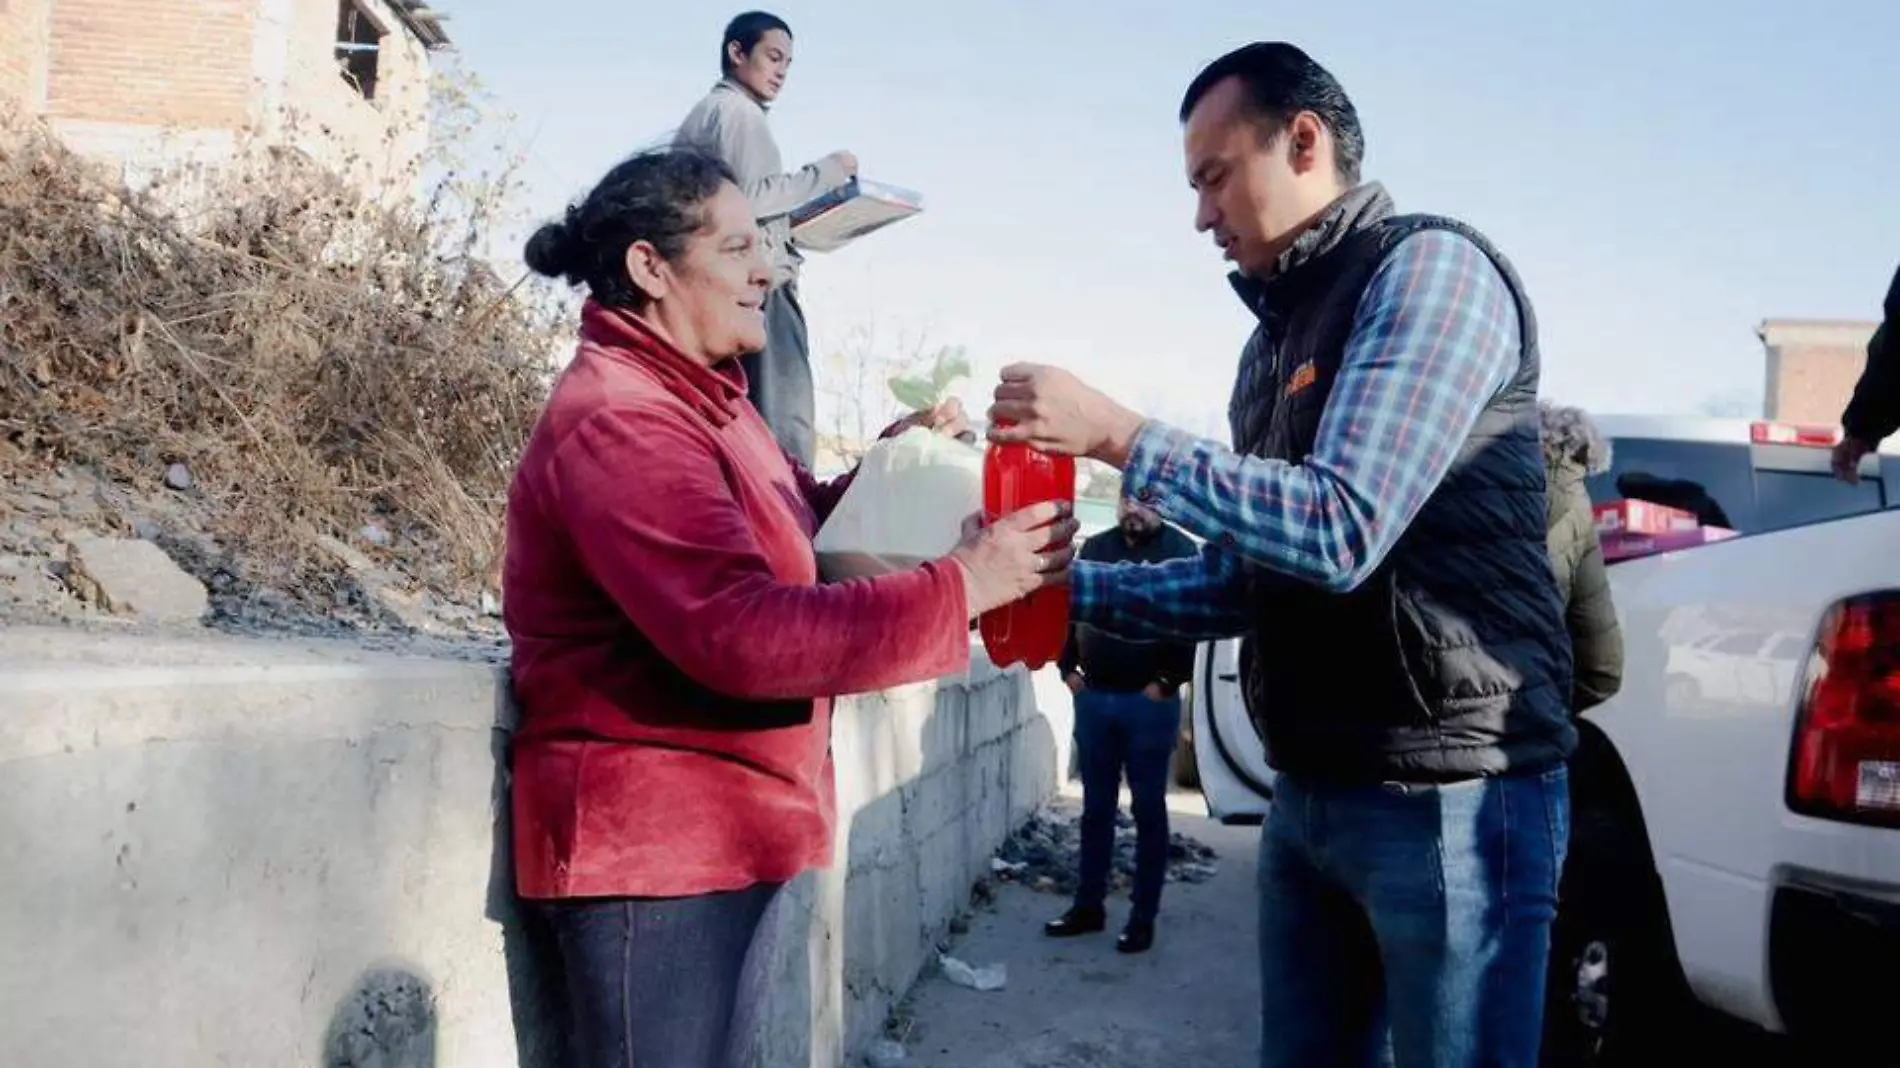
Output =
[
  {"x1": 0, "y1": 460, "x2": 508, "y2": 659},
  {"x1": 989, "y1": 803, "x2": 1219, "y2": 897},
  {"x1": 64, "y1": 533, "x2": 209, "y2": 624},
  {"x1": 0, "y1": 93, "x2": 555, "y2": 657}
]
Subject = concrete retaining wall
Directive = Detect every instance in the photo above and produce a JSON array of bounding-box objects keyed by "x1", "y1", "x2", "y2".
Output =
[{"x1": 0, "y1": 626, "x2": 1069, "y2": 1068}]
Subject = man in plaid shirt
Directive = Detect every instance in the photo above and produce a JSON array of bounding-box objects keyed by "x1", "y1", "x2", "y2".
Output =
[{"x1": 989, "y1": 43, "x2": 1575, "y2": 1068}]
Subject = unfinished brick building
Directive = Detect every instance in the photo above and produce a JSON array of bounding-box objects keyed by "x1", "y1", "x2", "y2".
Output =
[
  {"x1": 0, "y1": 0, "x2": 449, "y2": 190},
  {"x1": 1758, "y1": 319, "x2": 1880, "y2": 426}
]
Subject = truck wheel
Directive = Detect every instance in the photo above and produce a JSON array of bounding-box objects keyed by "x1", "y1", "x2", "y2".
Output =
[
  {"x1": 1542, "y1": 800, "x2": 1690, "y2": 1067},
  {"x1": 1171, "y1": 688, "x2": 1199, "y2": 789},
  {"x1": 1171, "y1": 735, "x2": 1199, "y2": 789}
]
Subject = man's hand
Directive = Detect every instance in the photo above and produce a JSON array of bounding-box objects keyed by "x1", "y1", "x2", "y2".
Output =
[
  {"x1": 886, "y1": 398, "x2": 974, "y2": 443},
  {"x1": 1143, "y1": 682, "x2": 1174, "y2": 703},
  {"x1": 987, "y1": 363, "x2": 1147, "y2": 466},
  {"x1": 1064, "y1": 672, "x2": 1086, "y2": 696},
  {"x1": 826, "y1": 150, "x2": 859, "y2": 179},
  {"x1": 1833, "y1": 435, "x2": 1875, "y2": 483}
]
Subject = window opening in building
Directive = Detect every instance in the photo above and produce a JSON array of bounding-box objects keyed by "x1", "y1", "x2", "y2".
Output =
[{"x1": 336, "y1": 1, "x2": 385, "y2": 101}]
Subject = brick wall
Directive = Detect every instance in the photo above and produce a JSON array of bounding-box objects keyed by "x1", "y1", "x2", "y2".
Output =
[
  {"x1": 8, "y1": 0, "x2": 434, "y2": 196},
  {"x1": 0, "y1": 0, "x2": 49, "y2": 106},
  {"x1": 1760, "y1": 321, "x2": 1878, "y2": 425},
  {"x1": 44, "y1": 0, "x2": 256, "y2": 129}
]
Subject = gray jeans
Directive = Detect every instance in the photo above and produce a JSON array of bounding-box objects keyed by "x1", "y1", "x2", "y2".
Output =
[{"x1": 744, "y1": 283, "x2": 815, "y2": 469}]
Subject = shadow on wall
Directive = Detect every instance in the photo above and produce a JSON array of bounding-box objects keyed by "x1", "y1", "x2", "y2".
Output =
[
  {"x1": 0, "y1": 653, "x2": 515, "y2": 1068},
  {"x1": 485, "y1": 698, "x2": 573, "y2": 1068},
  {"x1": 323, "y1": 963, "x2": 438, "y2": 1068}
]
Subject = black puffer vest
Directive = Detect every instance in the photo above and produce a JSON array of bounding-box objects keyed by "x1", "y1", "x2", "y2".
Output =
[{"x1": 1229, "y1": 183, "x2": 1575, "y2": 785}]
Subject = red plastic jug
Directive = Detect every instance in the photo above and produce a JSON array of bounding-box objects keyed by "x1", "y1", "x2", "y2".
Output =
[{"x1": 978, "y1": 436, "x2": 1076, "y2": 669}]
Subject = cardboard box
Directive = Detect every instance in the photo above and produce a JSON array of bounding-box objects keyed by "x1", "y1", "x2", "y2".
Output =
[
  {"x1": 1593, "y1": 499, "x2": 1700, "y2": 536},
  {"x1": 790, "y1": 178, "x2": 924, "y2": 253},
  {"x1": 1601, "y1": 525, "x2": 1738, "y2": 562}
]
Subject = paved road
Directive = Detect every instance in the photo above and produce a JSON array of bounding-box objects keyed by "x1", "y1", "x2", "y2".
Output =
[
  {"x1": 897, "y1": 795, "x2": 1259, "y2": 1067},
  {"x1": 897, "y1": 790, "x2": 1803, "y2": 1067}
]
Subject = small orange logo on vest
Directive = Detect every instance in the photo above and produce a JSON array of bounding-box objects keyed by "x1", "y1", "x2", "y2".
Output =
[{"x1": 1284, "y1": 360, "x2": 1317, "y2": 397}]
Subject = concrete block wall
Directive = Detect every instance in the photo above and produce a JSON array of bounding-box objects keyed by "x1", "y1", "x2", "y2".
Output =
[{"x1": 0, "y1": 626, "x2": 1066, "y2": 1068}]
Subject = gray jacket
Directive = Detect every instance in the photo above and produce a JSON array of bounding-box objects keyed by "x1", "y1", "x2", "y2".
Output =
[{"x1": 674, "y1": 79, "x2": 850, "y2": 289}]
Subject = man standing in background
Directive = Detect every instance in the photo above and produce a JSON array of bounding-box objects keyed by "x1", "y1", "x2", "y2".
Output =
[
  {"x1": 1830, "y1": 261, "x2": 1900, "y2": 483},
  {"x1": 1046, "y1": 499, "x2": 1198, "y2": 955},
  {"x1": 675, "y1": 11, "x2": 859, "y2": 468}
]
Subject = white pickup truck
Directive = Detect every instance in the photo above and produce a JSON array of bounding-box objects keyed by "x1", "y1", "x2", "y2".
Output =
[{"x1": 1187, "y1": 415, "x2": 1900, "y2": 1065}]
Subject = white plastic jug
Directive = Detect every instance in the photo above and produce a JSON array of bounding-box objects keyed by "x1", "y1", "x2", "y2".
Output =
[{"x1": 812, "y1": 427, "x2": 985, "y2": 581}]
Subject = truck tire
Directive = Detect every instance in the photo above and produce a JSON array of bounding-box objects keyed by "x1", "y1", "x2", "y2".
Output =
[
  {"x1": 1172, "y1": 689, "x2": 1199, "y2": 788},
  {"x1": 1171, "y1": 734, "x2": 1199, "y2": 789},
  {"x1": 1541, "y1": 798, "x2": 1691, "y2": 1067}
]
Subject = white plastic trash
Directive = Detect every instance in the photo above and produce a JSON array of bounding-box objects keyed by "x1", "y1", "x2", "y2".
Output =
[{"x1": 938, "y1": 953, "x2": 1007, "y2": 992}]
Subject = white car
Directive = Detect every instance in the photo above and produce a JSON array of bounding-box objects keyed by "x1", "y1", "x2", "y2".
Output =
[{"x1": 1191, "y1": 416, "x2": 1900, "y2": 1065}]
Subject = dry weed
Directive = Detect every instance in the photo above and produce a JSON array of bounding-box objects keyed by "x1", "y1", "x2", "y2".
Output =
[{"x1": 0, "y1": 81, "x2": 563, "y2": 608}]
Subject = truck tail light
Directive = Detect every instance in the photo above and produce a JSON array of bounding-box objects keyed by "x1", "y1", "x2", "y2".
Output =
[
  {"x1": 1788, "y1": 592, "x2": 1900, "y2": 827},
  {"x1": 1751, "y1": 420, "x2": 1843, "y2": 448}
]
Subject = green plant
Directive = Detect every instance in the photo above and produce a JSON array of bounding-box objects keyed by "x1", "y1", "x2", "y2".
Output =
[{"x1": 887, "y1": 345, "x2": 971, "y2": 413}]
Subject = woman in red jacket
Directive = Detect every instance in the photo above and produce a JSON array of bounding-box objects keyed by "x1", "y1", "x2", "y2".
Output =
[{"x1": 503, "y1": 148, "x2": 1074, "y2": 1068}]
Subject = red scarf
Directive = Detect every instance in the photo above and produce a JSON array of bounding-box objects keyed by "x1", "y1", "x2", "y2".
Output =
[{"x1": 576, "y1": 300, "x2": 746, "y2": 429}]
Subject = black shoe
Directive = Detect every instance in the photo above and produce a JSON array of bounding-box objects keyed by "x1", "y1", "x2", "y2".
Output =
[
  {"x1": 1043, "y1": 905, "x2": 1106, "y2": 938},
  {"x1": 1116, "y1": 919, "x2": 1155, "y2": 954}
]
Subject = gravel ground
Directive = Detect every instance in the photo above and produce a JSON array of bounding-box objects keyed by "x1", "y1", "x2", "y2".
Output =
[
  {"x1": 1, "y1": 463, "x2": 505, "y2": 659},
  {"x1": 987, "y1": 802, "x2": 1220, "y2": 898}
]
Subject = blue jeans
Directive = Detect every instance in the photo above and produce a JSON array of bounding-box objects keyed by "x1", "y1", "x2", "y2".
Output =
[
  {"x1": 1074, "y1": 688, "x2": 1180, "y2": 922},
  {"x1": 535, "y1": 881, "x2": 782, "y2": 1068},
  {"x1": 1256, "y1": 767, "x2": 1569, "y2": 1068}
]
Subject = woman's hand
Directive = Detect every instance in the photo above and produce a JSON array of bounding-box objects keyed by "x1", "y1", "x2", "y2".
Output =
[
  {"x1": 947, "y1": 500, "x2": 1079, "y2": 618},
  {"x1": 886, "y1": 398, "x2": 975, "y2": 444}
]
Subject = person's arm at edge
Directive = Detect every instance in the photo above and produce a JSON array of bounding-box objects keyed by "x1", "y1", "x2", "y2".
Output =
[
  {"x1": 1111, "y1": 228, "x2": 1521, "y2": 593},
  {"x1": 552, "y1": 408, "x2": 970, "y2": 700},
  {"x1": 1839, "y1": 262, "x2": 1900, "y2": 445}
]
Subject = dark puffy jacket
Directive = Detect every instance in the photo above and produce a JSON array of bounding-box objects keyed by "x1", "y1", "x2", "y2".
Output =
[
  {"x1": 1540, "y1": 402, "x2": 1624, "y2": 712},
  {"x1": 1839, "y1": 261, "x2": 1900, "y2": 444}
]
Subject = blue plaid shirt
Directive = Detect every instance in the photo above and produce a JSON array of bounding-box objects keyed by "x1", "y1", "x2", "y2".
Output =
[{"x1": 1072, "y1": 228, "x2": 1522, "y2": 640}]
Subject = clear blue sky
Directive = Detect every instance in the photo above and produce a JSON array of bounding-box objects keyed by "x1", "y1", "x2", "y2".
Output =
[{"x1": 438, "y1": 0, "x2": 1898, "y2": 436}]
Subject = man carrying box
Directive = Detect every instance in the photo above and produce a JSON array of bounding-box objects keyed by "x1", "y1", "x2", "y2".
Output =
[{"x1": 675, "y1": 11, "x2": 858, "y2": 468}]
